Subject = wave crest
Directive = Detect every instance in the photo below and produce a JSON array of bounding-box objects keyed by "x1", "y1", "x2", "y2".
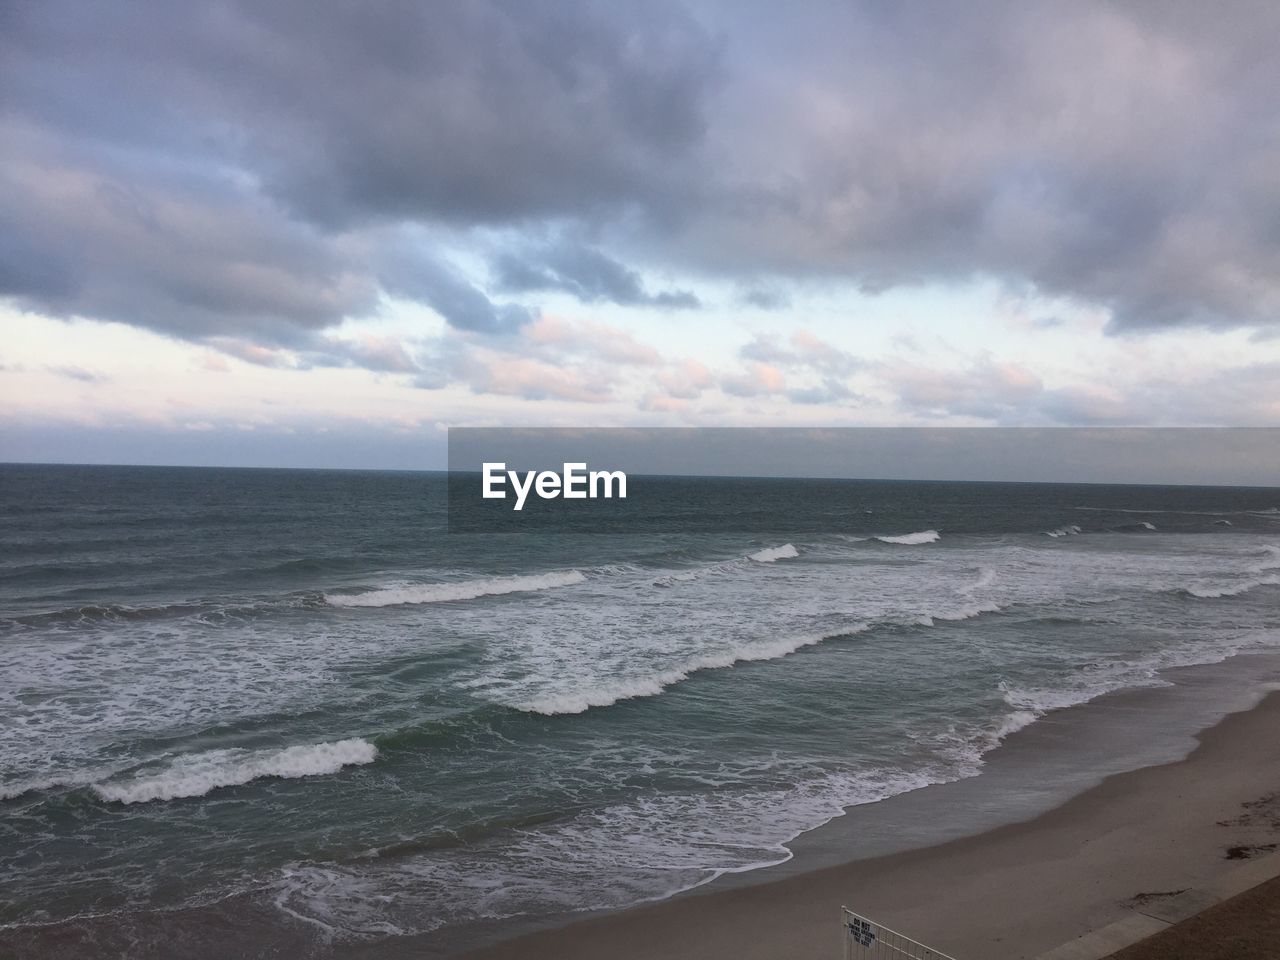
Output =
[
  {"x1": 1181, "y1": 576, "x2": 1280, "y2": 599},
  {"x1": 748, "y1": 543, "x2": 798, "y2": 563},
  {"x1": 874, "y1": 530, "x2": 940, "y2": 545},
  {"x1": 910, "y1": 600, "x2": 1006, "y2": 627},
  {"x1": 91, "y1": 738, "x2": 378, "y2": 804},
  {"x1": 326, "y1": 571, "x2": 585, "y2": 608},
  {"x1": 1251, "y1": 546, "x2": 1280, "y2": 573},
  {"x1": 512, "y1": 627, "x2": 868, "y2": 715}
]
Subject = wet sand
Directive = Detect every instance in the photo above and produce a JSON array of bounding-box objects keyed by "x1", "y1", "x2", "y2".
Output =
[{"x1": 455, "y1": 690, "x2": 1280, "y2": 960}]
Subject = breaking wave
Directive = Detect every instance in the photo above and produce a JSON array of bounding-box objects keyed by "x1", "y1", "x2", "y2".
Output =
[
  {"x1": 326, "y1": 571, "x2": 586, "y2": 607},
  {"x1": 874, "y1": 530, "x2": 940, "y2": 545},
  {"x1": 1180, "y1": 576, "x2": 1280, "y2": 599},
  {"x1": 909, "y1": 600, "x2": 1006, "y2": 627},
  {"x1": 748, "y1": 543, "x2": 798, "y2": 563},
  {"x1": 1046, "y1": 525, "x2": 1082, "y2": 538},
  {"x1": 503, "y1": 599, "x2": 1008, "y2": 717},
  {"x1": 654, "y1": 544, "x2": 799, "y2": 586},
  {"x1": 1, "y1": 767, "x2": 123, "y2": 803},
  {"x1": 1251, "y1": 546, "x2": 1280, "y2": 573},
  {"x1": 513, "y1": 627, "x2": 869, "y2": 715},
  {"x1": 91, "y1": 738, "x2": 379, "y2": 804}
]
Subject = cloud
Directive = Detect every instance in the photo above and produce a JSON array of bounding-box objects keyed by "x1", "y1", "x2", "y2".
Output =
[
  {"x1": 309, "y1": 335, "x2": 420, "y2": 374},
  {"x1": 885, "y1": 358, "x2": 1044, "y2": 421},
  {"x1": 377, "y1": 246, "x2": 534, "y2": 335},
  {"x1": 674, "y1": 1, "x2": 1280, "y2": 333},
  {"x1": 450, "y1": 352, "x2": 615, "y2": 404},
  {"x1": 878, "y1": 355, "x2": 1280, "y2": 426},
  {"x1": 205, "y1": 338, "x2": 293, "y2": 368},
  {"x1": 740, "y1": 330, "x2": 862, "y2": 377},
  {"x1": 494, "y1": 241, "x2": 699, "y2": 309},
  {"x1": 198, "y1": 353, "x2": 231, "y2": 373},
  {"x1": 46, "y1": 365, "x2": 107, "y2": 384},
  {"x1": 739, "y1": 287, "x2": 792, "y2": 310},
  {"x1": 0, "y1": 153, "x2": 376, "y2": 342},
  {"x1": 655, "y1": 359, "x2": 715, "y2": 399},
  {"x1": 787, "y1": 380, "x2": 859, "y2": 406},
  {"x1": 524, "y1": 316, "x2": 662, "y2": 366},
  {"x1": 0, "y1": 0, "x2": 715, "y2": 346},
  {"x1": 3, "y1": 1, "x2": 719, "y2": 226},
  {"x1": 734, "y1": 331, "x2": 864, "y2": 407},
  {"x1": 5, "y1": 0, "x2": 1280, "y2": 366},
  {"x1": 721, "y1": 362, "x2": 786, "y2": 397}
]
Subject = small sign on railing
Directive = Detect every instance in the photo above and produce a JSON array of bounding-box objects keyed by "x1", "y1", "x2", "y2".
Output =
[{"x1": 842, "y1": 908, "x2": 958, "y2": 960}]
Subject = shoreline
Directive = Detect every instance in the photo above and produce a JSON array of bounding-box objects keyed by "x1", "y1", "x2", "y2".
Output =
[
  {"x1": 434, "y1": 658, "x2": 1280, "y2": 960},
  {"x1": 5, "y1": 651, "x2": 1280, "y2": 960}
]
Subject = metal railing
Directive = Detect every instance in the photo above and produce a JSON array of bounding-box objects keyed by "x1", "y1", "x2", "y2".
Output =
[{"x1": 842, "y1": 908, "x2": 958, "y2": 960}]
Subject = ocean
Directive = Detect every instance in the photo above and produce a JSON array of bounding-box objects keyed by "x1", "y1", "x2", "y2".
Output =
[{"x1": 2, "y1": 463, "x2": 1279, "y2": 956}]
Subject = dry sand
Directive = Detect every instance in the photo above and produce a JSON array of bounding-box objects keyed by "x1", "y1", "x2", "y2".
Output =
[
  {"x1": 460, "y1": 691, "x2": 1280, "y2": 960},
  {"x1": 1103, "y1": 873, "x2": 1280, "y2": 960}
]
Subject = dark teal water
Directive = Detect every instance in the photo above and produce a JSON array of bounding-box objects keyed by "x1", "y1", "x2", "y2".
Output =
[{"x1": 1, "y1": 464, "x2": 1278, "y2": 951}]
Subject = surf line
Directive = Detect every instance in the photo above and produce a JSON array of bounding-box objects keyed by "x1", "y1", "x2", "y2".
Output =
[{"x1": 482, "y1": 462, "x2": 627, "y2": 511}]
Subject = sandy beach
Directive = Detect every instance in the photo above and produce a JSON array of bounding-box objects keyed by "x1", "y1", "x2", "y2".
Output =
[{"x1": 449, "y1": 683, "x2": 1280, "y2": 960}]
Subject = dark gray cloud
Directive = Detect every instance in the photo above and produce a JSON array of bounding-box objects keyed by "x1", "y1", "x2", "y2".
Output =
[
  {"x1": 0, "y1": 0, "x2": 716, "y2": 352},
  {"x1": 378, "y1": 247, "x2": 535, "y2": 335},
  {"x1": 2, "y1": 0, "x2": 718, "y2": 227},
  {"x1": 3, "y1": 0, "x2": 1280, "y2": 348},
  {"x1": 739, "y1": 287, "x2": 792, "y2": 310},
  {"x1": 677, "y1": 0, "x2": 1280, "y2": 333},
  {"x1": 494, "y1": 242, "x2": 699, "y2": 308},
  {"x1": 0, "y1": 148, "x2": 375, "y2": 343}
]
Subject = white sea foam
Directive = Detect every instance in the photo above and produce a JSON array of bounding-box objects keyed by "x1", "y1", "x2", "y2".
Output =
[
  {"x1": 0, "y1": 766, "x2": 125, "y2": 802},
  {"x1": 513, "y1": 627, "x2": 868, "y2": 715},
  {"x1": 269, "y1": 761, "x2": 945, "y2": 940},
  {"x1": 1250, "y1": 546, "x2": 1280, "y2": 573},
  {"x1": 998, "y1": 624, "x2": 1280, "y2": 725},
  {"x1": 654, "y1": 544, "x2": 798, "y2": 587},
  {"x1": 874, "y1": 529, "x2": 940, "y2": 545},
  {"x1": 1184, "y1": 576, "x2": 1280, "y2": 599},
  {"x1": 326, "y1": 571, "x2": 586, "y2": 607},
  {"x1": 958, "y1": 567, "x2": 997, "y2": 593},
  {"x1": 747, "y1": 543, "x2": 798, "y2": 563},
  {"x1": 1046, "y1": 525, "x2": 1082, "y2": 537},
  {"x1": 910, "y1": 600, "x2": 1006, "y2": 627},
  {"x1": 91, "y1": 738, "x2": 378, "y2": 804}
]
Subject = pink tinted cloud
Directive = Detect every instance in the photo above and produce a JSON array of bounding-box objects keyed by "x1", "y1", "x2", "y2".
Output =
[
  {"x1": 525, "y1": 315, "x2": 661, "y2": 366},
  {"x1": 462, "y1": 353, "x2": 614, "y2": 403},
  {"x1": 199, "y1": 352, "x2": 232, "y2": 372},
  {"x1": 323, "y1": 334, "x2": 419, "y2": 373},
  {"x1": 655, "y1": 359, "x2": 714, "y2": 399},
  {"x1": 721, "y1": 361, "x2": 786, "y2": 397},
  {"x1": 207, "y1": 338, "x2": 292, "y2": 368},
  {"x1": 886, "y1": 358, "x2": 1042, "y2": 418}
]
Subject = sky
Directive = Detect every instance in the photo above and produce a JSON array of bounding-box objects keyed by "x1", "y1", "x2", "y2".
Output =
[{"x1": 3, "y1": 1, "x2": 1280, "y2": 469}]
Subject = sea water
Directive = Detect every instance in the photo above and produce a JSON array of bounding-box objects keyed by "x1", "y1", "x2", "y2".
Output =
[{"x1": 1, "y1": 464, "x2": 1278, "y2": 949}]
